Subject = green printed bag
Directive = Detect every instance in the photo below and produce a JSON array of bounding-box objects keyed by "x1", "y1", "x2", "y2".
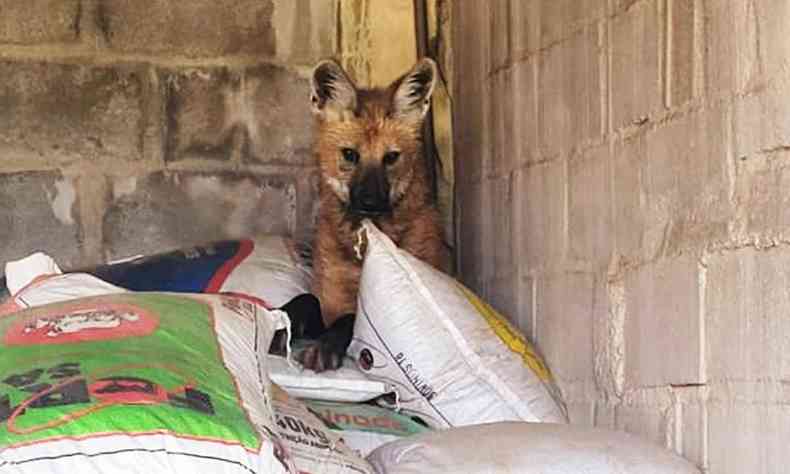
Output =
[{"x1": 0, "y1": 292, "x2": 294, "y2": 474}]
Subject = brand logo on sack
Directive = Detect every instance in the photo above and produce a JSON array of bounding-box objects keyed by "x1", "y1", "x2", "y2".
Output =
[
  {"x1": 5, "y1": 303, "x2": 158, "y2": 346},
  {"x1": 394, "y1": 352, "x2": 437, "y2": 401}
]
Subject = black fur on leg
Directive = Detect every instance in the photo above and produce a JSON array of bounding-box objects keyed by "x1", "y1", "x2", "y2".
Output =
[
  {"x1": 270, "y1": 293, "x2": 326, "y2": 356},
  {"x1": 297, "y1": 313, "x2": 355, "y2": 372}
]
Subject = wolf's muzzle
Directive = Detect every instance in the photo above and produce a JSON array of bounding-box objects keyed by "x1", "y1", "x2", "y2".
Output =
[{"x1": 349, "y1": 168, "x2": 392, "y2": 216}]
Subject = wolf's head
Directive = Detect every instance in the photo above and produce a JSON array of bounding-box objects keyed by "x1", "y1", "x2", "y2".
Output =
[{"x1": 310, "y1": 58, "x2": 437, "y2": 217}]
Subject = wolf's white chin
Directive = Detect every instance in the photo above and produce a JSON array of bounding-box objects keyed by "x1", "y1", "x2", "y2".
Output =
[{"x1": 326, "y1": 177, "x2": 350, "y2": 203}]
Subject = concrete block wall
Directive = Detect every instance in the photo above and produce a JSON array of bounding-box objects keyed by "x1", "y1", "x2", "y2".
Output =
[
  {"x1": 452, "y1": 1, "x2": 790, "y2": 472},
  {"x1": 0, "y1": 0, "x2": 340, "y2": 270}
]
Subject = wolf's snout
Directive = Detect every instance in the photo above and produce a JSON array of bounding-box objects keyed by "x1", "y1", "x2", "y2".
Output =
[{"x1": 350, "y1": 169, "x2": 391, "y2": 216}]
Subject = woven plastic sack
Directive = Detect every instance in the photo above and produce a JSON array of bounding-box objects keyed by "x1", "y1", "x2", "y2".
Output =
[
  {"x1": 0, "y1": 292, "x2": 295, "y2": 473},
  {"x1": 348, "y1": 221, "x2": 567, "y2": 428},
  {"x1": 270, "y1": 384, "x2": 374, "y2": 474},
  {"x1": 368, "y1": 422, "x2": 701, "y2": 474}
]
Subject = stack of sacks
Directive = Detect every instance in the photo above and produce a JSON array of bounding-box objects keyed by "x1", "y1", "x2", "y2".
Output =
[
  {"x1": 348, "y1": 220, "x2": 701, "y2": 473},
  {"x1": 0, "y1": 254, "x2": 379, "y2": 474},
  {"x1": 0, "y1": 282, "x2": 298, "y2": 472},
  {"x1": 0, "y1": 230, "x2": 703, "y2": 473}
]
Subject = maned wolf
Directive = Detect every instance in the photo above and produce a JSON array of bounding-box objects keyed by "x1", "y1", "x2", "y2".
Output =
[{"x1": 296, "y1": 57, "x2": 446, "y2": 371}]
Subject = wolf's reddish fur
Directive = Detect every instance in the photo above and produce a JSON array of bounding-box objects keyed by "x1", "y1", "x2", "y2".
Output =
[{"x1": 309, "y1": 59, "x2": 446, "y2": 326}]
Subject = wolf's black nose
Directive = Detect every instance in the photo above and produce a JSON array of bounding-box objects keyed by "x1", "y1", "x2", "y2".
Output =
[{"x1": 350, "y1": 170, "x2": 392, "y2": 215}]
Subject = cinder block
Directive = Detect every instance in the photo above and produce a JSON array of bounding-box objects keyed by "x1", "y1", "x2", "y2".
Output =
[
  {"x1": 734, "y1": 78, "x2": 790, "y2": 160},
  {"x1": 484, "y1": 271, "x2": 520, "y2": 326},
  {"x1": 489, "y1": 68, "x2": 517, "y2": 176},
  {"x1": 567, "y1": 26, "x2": 604, "y2": 147},
  {"x1": 514, "y1": 160, "x2": 566, "y2": 270},
  {"x1": 165, "y1": 65, "x2": 313, "y2": 165},
  {"x1": 512, "y1": 58, "x2": 539, "y2": 166},
  {"x1": 707, "y1": 388, "x2": 790, "y2": 474},
  {"x1": 165, "y1": 68, "x2": 236, "y2": 162},
  {"x1": 0, "y1": 0, "x2": 80, "y2": 44},
  {"x1": 455, "y1": 180, "x2": 486, "y2": 281},
  {"x1": 0, "y1": 61, "x2": 146, "y2": 165},
  {"x1": 732, "y1": 152, "x2": 790, "y2": 240},
  {"x1": 103, "y1": 172, "x2": 297, "y2": 260},
  {"x1": 569, "y1": 145, "x2": 612, "y2": 270},
  {"x1": 271, "y1": 0, "x2": 337, "y2": 64},
  {"x1": 642, "y1": 104, "x2": 731, "y2": 258},
  {"x1": 537, "y1": 39, "x2": 570, "y2": 159},
  {"x1": 594, "y1": 400, "x2": 617, "y2": 430},
  {"x1": 294, "y1": 171, "x2": 320, "y2": 243},
  {"x1": 610, "y1": 0, "x2": 663, "y2": 130},
  {"x1": 516, "y1": 274, "x2": 536, "y2": 338},
  {"x1": 98, "y1": 0, "x2": 276, "y2": 57},
  {"x1": 613, "y1": 134, "x2": 645, "y2": 264},
  {"x1": 0, "y1": 172, "x2": 82, "y2": 271},
  {"x1": 703, "y1": 0, "x2": 758, "y2": 96},
  {"x1": 538, "y1": 26, "x2": 602, "y2": 157},
  {"x1": 706, "y1": 246, "x2": 790, "y2": 382},
  {"x1": 645, "y1": 108, "x2": 730, "y2": 207},
  {"x1": 624, "y1": 255, "x2": 704, "y2": 387},
  {"x1": 566, "y1": 401, "x2": 595, "y2": 426},
  {"x1": 755, "y1": 0, "x2": 790, "y2": 82},
  {"x1": 676, "y1": 394, "x2": 706, "y2": 469},
  {"x1": 482, "y1": 174, "x2": 514, "y2": 276},
  {"x1": 243, "y1": 64, "x2": 314, "y2": 165},
  {"x1": 666, "y1": 0, "x2": 696, "y2": 107},
  {"x1": 615, "y1": 402, "x2": 673, "y2": 448},
  {"x1": 540, "y1": 0, "x2": 605, "y2": 47},
  {"x1": 593, "y1": 278, "x2": 625, "y2": 399},
  {"x1": 535, "y1": 272, "x2": 596, "y2": 385}
]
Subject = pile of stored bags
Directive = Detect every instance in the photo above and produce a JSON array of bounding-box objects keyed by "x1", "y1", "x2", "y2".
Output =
[
  {"x1": 0, "y1": 231, "x2": 702, "y2": 473},
  {"x1": 345, "y1": 221, "x2": 700, "y2": 473},
  {"x1": 0, "y1": 289, "x2": 297, "y2": 472},
  {"x1": 0, "y1": 264, "x2": 377, "y2": 473}
]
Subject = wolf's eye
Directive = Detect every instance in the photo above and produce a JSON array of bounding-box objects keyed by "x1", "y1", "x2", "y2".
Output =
[
  {"x1": 383, "y1": 151, "x2": 401, "y2": 166},
  {"x1": 341, "y1": 148, "x2": 360, "y2": 164}
]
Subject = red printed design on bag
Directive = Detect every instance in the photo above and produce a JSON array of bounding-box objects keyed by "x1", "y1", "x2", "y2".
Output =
[{"x1": 4, "y1": 303, "x2": 158, "y2": 345}]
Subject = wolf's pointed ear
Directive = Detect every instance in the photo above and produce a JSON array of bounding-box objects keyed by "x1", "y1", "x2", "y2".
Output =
[
  {"x1": 390, "y1": 57, "x2": 437, "y2": 123},
  {"x1": 310, "y1": 59, "x2": 357, "y2": 120}
]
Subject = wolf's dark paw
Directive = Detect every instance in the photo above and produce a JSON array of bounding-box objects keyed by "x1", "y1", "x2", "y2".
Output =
[
  {"x1": 296, "y1": 313, "x2": 355, "y2": 373},
  {"x1": 297, "y1": 339, "x2": 343, "y2": 372}
]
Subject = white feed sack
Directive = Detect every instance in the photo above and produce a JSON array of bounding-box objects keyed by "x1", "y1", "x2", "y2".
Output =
[
  {"x1": 0, "y1": 292, "x2": 297, "y2": 473},
  {"x1": 0, "y1": 272, "x2": 127, "y2": 316},
  {"x1": 220, "y1": 236, "x2": 313, "y2": 307},
  {"x1": 347, "y1": 221, "x2": 567, "y2": 428},
  {"x1": 267, "y1": 354, "x2": 389, "y2": 403},
  {"x1": 368, "y1": 422, "x2": 702, "y2": 474}
]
